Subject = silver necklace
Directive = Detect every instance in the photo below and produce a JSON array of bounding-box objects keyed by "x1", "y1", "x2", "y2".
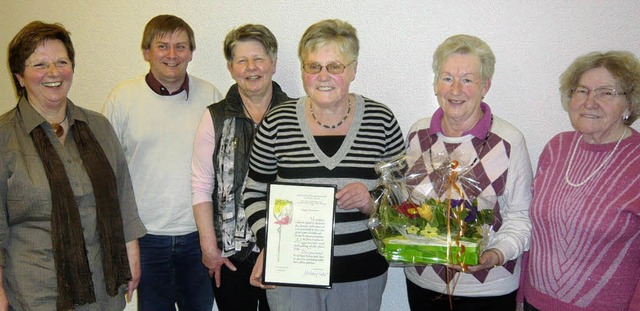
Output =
[
  {"x1": 565, "y1": 127, "x2": 627, "y2": 187},
  {"x1": 242, "y1": 101, "x2": 271, "y2": 128},
  {"x1": 310, "y1": 98, "x2": 351, "y2": 129}
]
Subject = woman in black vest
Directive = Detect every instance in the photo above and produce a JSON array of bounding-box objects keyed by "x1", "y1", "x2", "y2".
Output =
[{"x1": 191, "y1": 24, "x2": 292, "y2": 311}]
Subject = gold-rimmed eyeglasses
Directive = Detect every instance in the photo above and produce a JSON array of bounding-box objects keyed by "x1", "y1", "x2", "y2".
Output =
[
  {"x1": 571, "y1": 87, "x2": 626, "y2": 103},
  {"x1": 302, "y1": 60, "x2": 356, "y2": 74}
]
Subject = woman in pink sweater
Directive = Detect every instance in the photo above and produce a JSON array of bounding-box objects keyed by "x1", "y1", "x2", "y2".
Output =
[{"x1": 522, "y1": 51, "x2": 640, "y2": 310}]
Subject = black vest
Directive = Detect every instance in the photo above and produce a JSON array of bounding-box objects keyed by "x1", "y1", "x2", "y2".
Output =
[{"x1": 208, "y1": 82, "x2": 292, "y2": 261}]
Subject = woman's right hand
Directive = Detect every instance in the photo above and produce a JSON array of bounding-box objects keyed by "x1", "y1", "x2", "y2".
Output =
[
  {"x1": 250, "y1": 250, "x2": 276, "y2": 290},
  {"x1": 202, "y1": 247, "x2": 237, "y2": 288},
  {"x1": 193, "y1": 202, "x2": 237, "y2": 288}
]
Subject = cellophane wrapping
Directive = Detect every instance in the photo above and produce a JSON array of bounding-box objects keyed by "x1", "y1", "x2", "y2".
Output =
[{"x1": 368, "y1": 152, "x2": 495, "y2": 267}]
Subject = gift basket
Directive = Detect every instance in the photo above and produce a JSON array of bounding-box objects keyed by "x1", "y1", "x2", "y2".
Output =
[{"x1": 368, "y1": 151, "x2": 495, "y2": 268}]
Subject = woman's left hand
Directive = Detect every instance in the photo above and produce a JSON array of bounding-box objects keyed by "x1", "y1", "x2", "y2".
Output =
[
  {"x1": 446, "y1": 248, "x2": 503, "y2": 272},
  {"x1": 125, "y1": 240, "x2": 141, "y2": 303},
  {"x1": 0, "y1": 267, "x2": 9, "y2": 311},
  {"x1": 336, "y1": 182, "x2": 373, "y2": 214},
  {"x1": 466, "y1": 248, "x2": 503, "y2": 273}
]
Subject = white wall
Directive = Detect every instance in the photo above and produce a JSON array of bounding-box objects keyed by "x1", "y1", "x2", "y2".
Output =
[{"x1": 1, "y1": 1, "x2": 639, "y2": 310}]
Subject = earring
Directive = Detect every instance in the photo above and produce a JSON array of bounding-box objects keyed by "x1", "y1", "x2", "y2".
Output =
[{"x1": 623, "y1": 114, "x2": 629, "y2": 121}]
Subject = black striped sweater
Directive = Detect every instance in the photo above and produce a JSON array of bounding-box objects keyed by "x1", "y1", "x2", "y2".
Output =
[{"x1": 243, "y1": 95, "x2": 404, "y2": 283}]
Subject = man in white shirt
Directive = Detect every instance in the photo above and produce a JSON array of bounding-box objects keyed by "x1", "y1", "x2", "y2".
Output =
[{"x1": 102, "y1": 14, "x2": 222, "y2": 310}]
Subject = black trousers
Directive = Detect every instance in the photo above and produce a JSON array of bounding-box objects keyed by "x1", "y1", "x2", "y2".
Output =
[
  {"x1": 406, "y1": 278, "x2": 517, "y2": 311},
  {"x1": 523, "y1": 299, "x2": 541, "y2": 311},
  {"x1": 213, "y1": 251, "x2": 269, "y2": 311}
]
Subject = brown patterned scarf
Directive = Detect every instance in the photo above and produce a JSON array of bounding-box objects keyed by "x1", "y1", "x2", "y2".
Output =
[{"x1": 30, "y1": 119, "x2": 130, "y2": 310}]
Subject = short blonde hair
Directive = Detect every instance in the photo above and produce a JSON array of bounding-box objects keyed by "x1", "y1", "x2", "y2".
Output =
[
  {"x1": 559, "y1": 51, "x2": 640, "y2": 125},
  {"x1": 298, "y1": 19, "x2": 359, "y2": 64},
  {"x1": 432, "y1": 34, "x2": 495, "y2": 87}
]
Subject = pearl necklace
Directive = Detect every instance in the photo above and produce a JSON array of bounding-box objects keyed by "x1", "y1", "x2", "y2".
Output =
[
  {"x1": 310, "y1": 98, "x2": 351, "y2": 129},
  {"x1": 564, "y1": 127, "x2": 627, "y2": 187}
]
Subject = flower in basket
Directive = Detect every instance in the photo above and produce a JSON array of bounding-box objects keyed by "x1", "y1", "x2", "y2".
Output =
[
  {"x1": 417, "y1": 203, "x2": 433, "y2": 221},
  {"x1": 419, "y1": 224, "x2": 438, "y2": 238},
  {"x1": 369, "y1": 155, "x2": 495, "y2": 267},
  {"x1": 393, "y1": 201, "x2": 419, "y2": 219}
]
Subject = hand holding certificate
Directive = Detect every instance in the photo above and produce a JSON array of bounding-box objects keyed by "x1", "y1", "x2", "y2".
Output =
[{"x1": 262, "y1": 183, "x2": 337, "y2": 288}]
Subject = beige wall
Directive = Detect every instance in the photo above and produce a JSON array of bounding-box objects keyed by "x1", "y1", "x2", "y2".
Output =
[{"x1": 1, "y1": 1, "x2": 639, "y2": 310}]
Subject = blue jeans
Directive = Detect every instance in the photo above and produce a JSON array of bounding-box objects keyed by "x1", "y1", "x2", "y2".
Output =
[{"x1": 137, "y1": 232, "x2": 213, "y2": 311}]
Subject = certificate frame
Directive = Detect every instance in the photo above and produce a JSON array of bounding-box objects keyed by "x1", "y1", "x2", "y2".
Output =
[{"x1": 262, "y1": 182, "x2": 337, "y2": 288}]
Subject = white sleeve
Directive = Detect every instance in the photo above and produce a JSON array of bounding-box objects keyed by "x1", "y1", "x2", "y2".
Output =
[{"x1": 489, "y1": 133, "x2": 534, "y2": 261}]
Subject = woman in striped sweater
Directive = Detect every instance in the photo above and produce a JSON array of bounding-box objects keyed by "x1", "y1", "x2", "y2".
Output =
[
  {"x1": 243, "y1": 19, "x2": 404, "y2": 311},
  {"x1": 522, "y1": 51, "x2": 640, "y2": 310}
]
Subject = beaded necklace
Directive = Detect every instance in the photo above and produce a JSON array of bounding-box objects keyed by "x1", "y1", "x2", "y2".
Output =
[{"x1": 310, "y1": 98, "x2": 351, "y2": 129}]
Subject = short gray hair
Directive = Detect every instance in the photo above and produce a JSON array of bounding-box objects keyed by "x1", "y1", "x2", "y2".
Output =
[
  {"x1": 298, "y1": 19, "x2": 359, "y2": 64},
  {"x1": 432, "y1": 34, "x2": 495, "y2": 87},
  {"x1": 559, "y1": 50, "x2": 640, "y2": 125}
]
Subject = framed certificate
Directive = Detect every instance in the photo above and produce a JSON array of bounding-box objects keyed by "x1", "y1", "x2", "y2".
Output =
[{"x1": 262, "y1": 182, "x2": 337, "y2": 288}]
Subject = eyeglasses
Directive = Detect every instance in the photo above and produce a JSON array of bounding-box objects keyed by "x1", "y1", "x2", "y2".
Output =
[
  {"x1": 26, "y1": 58, "x2": 73, "y2": 72},
  {"x1": 571, "y1": 87, "x2": 626, "y2": 103},
  {"x1": 302, "y1": 60, "x2": 355, "y2": 74}
]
